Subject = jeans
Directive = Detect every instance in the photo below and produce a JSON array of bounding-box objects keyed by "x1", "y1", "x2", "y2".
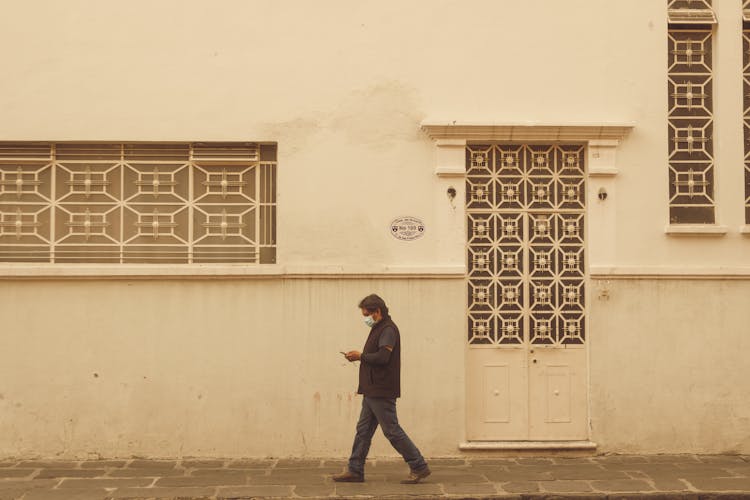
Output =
[{"x1": 347, "y1": 396, "x2": 428, "y2": 476}]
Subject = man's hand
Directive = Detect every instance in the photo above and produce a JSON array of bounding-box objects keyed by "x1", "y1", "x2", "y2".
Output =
[{"x1": 345, "y1": 350, "x2": 361, "y2": 362}]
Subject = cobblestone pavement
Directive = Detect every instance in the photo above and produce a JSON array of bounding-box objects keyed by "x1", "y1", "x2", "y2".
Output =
[{"x1": 1, "y1": 455, "x2": 750, "y2": 499}]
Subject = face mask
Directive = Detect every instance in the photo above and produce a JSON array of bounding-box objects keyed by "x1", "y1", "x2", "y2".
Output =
[{"x1": 364, "y1": 315, "x2": 376, "y2": 328}]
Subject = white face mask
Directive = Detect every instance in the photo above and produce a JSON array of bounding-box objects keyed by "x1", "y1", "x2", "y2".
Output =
[{"x1": 364, "y1": 315, "x2": 376, "y2": 328}]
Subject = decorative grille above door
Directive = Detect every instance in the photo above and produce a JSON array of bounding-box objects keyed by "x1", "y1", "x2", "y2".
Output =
[
  {"x1": 0, "y1": 142, "x2": 277, "y2": 264},
  {"x1": 466, "y1": 144, "x2": 586, "y2": 347}
]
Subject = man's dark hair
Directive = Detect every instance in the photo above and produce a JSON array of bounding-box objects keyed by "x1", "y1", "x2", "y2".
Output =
[{"x1": 358, "y1": 294, "x2": 389, "y2": 317}]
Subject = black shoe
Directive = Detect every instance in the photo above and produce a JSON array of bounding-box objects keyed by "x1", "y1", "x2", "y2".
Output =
[
  {"x1": 332, "y1": 469, "x2": 365, "y2": 482},
  {"x1": 400, "y1": 465, "x2": 431, "y2": 484}
]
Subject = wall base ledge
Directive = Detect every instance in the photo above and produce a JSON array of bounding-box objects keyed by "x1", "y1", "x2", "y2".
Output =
[
  {"x1": 459, "y1": 441, "x2": 597, "y2": 451},
  {"x1": 590, "y1": 265, "x2": 750, "y2": 279},
  {"x1": 0, "y1": 264, "x2": 466, "y2": 279}
]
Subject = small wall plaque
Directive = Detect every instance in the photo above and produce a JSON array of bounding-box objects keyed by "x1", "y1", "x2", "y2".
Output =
[{"x1": 390, "y1": 216, "x2": 425, "y2": 241}]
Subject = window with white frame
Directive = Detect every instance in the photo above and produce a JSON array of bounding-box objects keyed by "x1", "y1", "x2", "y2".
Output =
[
  {"x1": 743, "y1": 1, "x2": 750, "y2": 223},
  {"x1": 667, "y1": 0, "x2": 717, "y2": 224},
  {"x1": 0, "y1": 142, "x2": 277, "y2": 264}
]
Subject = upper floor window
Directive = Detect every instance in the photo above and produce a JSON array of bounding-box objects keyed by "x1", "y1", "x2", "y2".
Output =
[
  {"x1": 0, "y1": 142, "x2": 277, "y2": 264},
  {"x1": 667, "y1": 0, "x2": 717, "y2": 224},
  {"x1": 743, "y1": 1, "x2": 750, "y2": 223}
]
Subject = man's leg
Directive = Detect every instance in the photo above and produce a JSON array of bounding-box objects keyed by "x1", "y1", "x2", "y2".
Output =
[
  {"x1": 367, "y1": 397, "x2": 428, "y2": 473},
  {"x1": 346, "y1": 397, "x2": 379, "y2": 477}
]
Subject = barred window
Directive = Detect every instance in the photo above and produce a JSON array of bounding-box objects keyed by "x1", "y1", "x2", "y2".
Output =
[
  {"x1": 0, "y1": 142, "x2": 277, "y2": 264},
  {"x1": 667, "y1": 0, "x2": 717, "y2": 224},
  {"x1": 743, "y1": 1, "x2": 750, "y2": 223}
]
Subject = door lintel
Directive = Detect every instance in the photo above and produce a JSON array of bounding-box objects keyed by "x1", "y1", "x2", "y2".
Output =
[
  {"x1": 421, "y1": 121, "x2": 634, "y2": 178},
  {"x1": 420, "y1": 121, "x2": 635, "y2": 142}
]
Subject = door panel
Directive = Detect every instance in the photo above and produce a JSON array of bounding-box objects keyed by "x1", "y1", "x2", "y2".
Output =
[
  {"x1": 483, "y1": 364, "x2": 510, "y2": 423},
  {"x1": 528, "y1": 348, "x2": 587, "y2": 440},
  {"x1": 466, "y1": 348, "x2": 527, "y2": 440}
]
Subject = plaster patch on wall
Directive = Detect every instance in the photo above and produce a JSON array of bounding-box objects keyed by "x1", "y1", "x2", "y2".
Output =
[
  {"x1": 257, "y1": 117, "x2": 320, "y2": 156},
  {"x1": 329, "y1": 81, "x2": 424, "y2": 146},
  {"x1": 258, "y1": 80, "x2": 423, "y2": 154}
]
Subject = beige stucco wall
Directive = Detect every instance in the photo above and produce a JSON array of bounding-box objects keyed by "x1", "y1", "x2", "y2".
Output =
[
  {"x1": 1, "y1": 0, "x2": 749, "y2": 457},
  {"x1": 0, "y1": 278, "x2": 465, "y2": 458},
  {"x1": 0, "y1": 0, "x2": 747, "y2": 266},
  {"x1": 0, "y1": 0, "x2": 746, "y2": 272},
  {"x1": 3, "y1": 276, "x2": 749, "y2": 458},
  {"x1": 590, "y1": 278, "x2": 750, "y2": 454},
  {"x1": 1, "y1": 0, "x2": 747, "y2": 270}
]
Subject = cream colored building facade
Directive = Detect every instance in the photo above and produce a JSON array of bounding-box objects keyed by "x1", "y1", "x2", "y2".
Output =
[{"x1": 0, "y1": 0, "x2": 749, "y2": 459}]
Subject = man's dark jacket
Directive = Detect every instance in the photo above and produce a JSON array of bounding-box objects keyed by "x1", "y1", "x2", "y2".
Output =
[{"x1": 357, "y1": 316, "x2": 401, "y2": 398}]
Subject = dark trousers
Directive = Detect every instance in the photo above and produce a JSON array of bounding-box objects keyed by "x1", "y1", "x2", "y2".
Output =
[{"x1": 347, "y1": 396, "x2": 427, "y2": 476}]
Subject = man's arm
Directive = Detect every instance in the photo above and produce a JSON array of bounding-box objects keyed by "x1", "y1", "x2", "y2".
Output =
[
  {"x1": 360, "y1": 345, "x2": 393, "y2": 365},
  {"x1": 360, "y1": 326, "x2": 396, "y2": 365}
]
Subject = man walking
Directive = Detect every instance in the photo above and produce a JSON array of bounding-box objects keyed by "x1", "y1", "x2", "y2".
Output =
[{"x1": 333, "y1": 294, "x2": 431, "y2": 484}]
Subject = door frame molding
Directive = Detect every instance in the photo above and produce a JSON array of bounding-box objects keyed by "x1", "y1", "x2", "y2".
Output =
[
  {"x1": 421, "y1": 122, "x2": 634, "y2": 447},
  {"x1": 421, "y1": 121, "x2": 634, "y2": 293}
]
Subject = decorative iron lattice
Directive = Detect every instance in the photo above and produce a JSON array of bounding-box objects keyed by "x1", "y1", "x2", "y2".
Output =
[
  {"x1": 668, "y1": 0, "x2": 716, "y2": 24},
  {"x1": 668, "y1": 0, "x2": 711, "y2": 8},
  {"x1": 744, "y1": 17, "x2": 750, "y2": 222},
  {"x1": 466, "y1": 145, "x2": 585, "y2": 347},
  {"x1": 668, "y1": 27, "x2": 715, "y2": 223},
  {"x1": 0, "y1": 142, "x2": 277, "y2": 263}
]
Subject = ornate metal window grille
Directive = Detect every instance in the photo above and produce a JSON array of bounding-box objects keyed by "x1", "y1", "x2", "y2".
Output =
[
  {"x1": 466, "y1": 145, "x2": 586, "y2": 347},
  {"x1": 744, "y1": 2, "x2": 750, "y2": 222},
  {"x1": 668, "y1": 0, "x2": 716, "y2": 224},
  {"x1": 0, "y1": 142, "x2": 277, "y2": 263},
  {"x1": 668, "y1": 0, "x2": 717, "y2": 24}
]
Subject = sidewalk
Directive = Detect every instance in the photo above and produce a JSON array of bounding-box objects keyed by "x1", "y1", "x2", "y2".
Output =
[{"x1": 2, "y1": 455, "x2": 750, "y2": 499}]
